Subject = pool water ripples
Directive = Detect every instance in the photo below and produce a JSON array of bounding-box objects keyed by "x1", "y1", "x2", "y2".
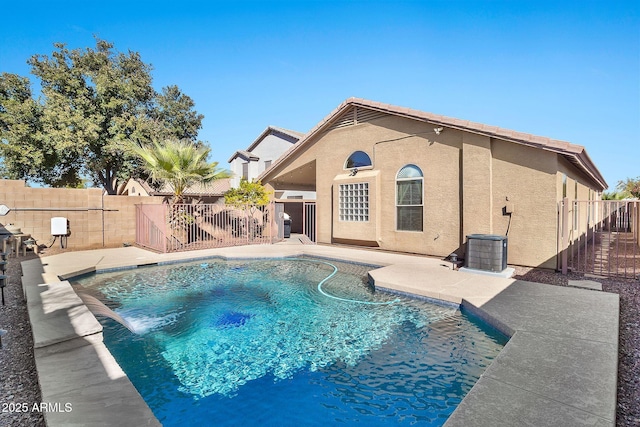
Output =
[{"x1": 76, "y1": 257, "x2": 507, "y2": 426}]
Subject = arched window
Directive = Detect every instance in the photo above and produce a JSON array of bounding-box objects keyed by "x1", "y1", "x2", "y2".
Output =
[
  {"x1": 344, "y1": 151, "x2": 372, "y2": 169},
  {"x1": 396, "y1": 164, "x2": 423, "y2": 231}
]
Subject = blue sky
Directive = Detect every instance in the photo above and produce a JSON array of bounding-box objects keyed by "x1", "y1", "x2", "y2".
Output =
[{"x1": 1, "y1": 0, "x2": 638, "y2": 190}]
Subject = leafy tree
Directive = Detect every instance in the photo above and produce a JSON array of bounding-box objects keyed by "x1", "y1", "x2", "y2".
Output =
[
  {"x1": 224, "y1": 179, "x2": 273, "y2": 240},
  {"x1": 602, "y1": 191, "x2": 624, "y2": 200},
  {"x1": 152, "y1": 85, "x2": 204, "y2": 142},
  {"x1": 0, "y1": 73, "x2": 46, "y2": 182},
  {"x1": 224, "y1": 179, "x2": 272, "y2": 211},
  {"x1": 0, "y1": 39, "x2": 205, "y2": 193},
  {"x1": 132, "y1": 138, "x2": 230, "y2": 203},
  {"x1": 616, "y1": 177, "x2": 640, "y2": 199}
]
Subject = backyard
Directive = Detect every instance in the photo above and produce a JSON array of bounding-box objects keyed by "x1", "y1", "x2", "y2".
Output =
[{"x1": 0, "y1": 247, "x2": 638, "y2": 426}]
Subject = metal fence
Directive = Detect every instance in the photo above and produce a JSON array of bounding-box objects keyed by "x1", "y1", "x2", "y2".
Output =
[
  {"x1": 303, "y1": 202, "x2": 317, "y2": 243},
  {"x1": 136, "y1": 203, "x2": 283, "y2": 253},
  {"x1": 559, "y1": 198, "x2": 640, "y2": 278}
]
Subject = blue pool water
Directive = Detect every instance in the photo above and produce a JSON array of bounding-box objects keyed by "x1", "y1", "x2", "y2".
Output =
[{"x1": 76, "y1": 257, "x2": 507, "y2": 426}]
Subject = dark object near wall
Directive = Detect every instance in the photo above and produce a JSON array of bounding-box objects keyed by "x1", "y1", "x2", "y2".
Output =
[{"x1": 466, "y1": 234, "x2": 508, "y2": 272}]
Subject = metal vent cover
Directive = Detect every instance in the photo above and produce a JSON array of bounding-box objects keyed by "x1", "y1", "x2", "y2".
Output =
[{"x1": 466, "y1": 234, "x2": 508, "y2": 272}]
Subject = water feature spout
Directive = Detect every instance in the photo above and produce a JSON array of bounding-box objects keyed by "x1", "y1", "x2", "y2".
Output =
[{"x1": 75, "y1": 291, "x2": 136, "y2": 333}]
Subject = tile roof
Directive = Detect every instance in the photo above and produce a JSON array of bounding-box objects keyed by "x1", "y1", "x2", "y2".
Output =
[
  {"x1": 132, "y1": 178, "x2": 231, "y2": 196},
  {"x1": 228, "y1": 150, "x2": 260, "y2": 162},
  {"x1": 260, "y1": 98, "x2": 607, "y2": 190},
  {"x1": 228, "y1": 126, "x2": 305, "y2": 163}
]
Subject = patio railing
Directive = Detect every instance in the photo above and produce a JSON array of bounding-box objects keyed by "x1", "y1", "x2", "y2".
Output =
[{"x1": 136, "y1": 202, "x2": 283, "y2": 253}]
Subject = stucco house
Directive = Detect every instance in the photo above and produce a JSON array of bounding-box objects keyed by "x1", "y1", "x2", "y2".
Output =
[
  {"x1": 228, "y1": 126, "x2": 307, "y2": 195},
  {"x1": 259, "y1": 98, "x2": 607, "y2": 269},
  {"x1": 118, "y1": 177, "x2": 231, "y2": 204},
  {"x1": 229, "y1": 126, "x2": 316, "y2": 234}
]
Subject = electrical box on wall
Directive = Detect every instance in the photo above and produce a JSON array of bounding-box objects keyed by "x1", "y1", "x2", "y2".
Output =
[
  {"x1": 504, "y1": 202, "x2": 515, "y2": 214},
  {"x1": 51, "y1": 217, "x2": 68, "y2": 236}
]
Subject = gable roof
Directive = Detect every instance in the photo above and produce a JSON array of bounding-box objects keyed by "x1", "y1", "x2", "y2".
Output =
[
  {"x1": 228, "y1": 126, "x2": 305, "y2": 163},
  {"x1": 126, "y1": 177, "x2": 231, "y2": 197},
  {"x1": 228, "y1": 150, "x2": 259, "y2": 162},
  {"x1": 261, "y1": 97, "x2": 607, "y2": 190}
]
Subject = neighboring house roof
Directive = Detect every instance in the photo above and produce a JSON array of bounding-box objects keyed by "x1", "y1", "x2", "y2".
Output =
[
  {"x1": 228, "y1": 126, "x2": 305, "y2": 163},
  {"x1": 260, "y1": 97, "x2": 608, "y2": 190},
  {"x1": 126, "y1": 177, "x2": 231, "y2": 196},
  {"x1": 228, "y1": 150, "x2": 260, "y2": 162}
]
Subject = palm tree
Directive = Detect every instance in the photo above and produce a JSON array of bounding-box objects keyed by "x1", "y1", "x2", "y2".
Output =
[{"x1": 132, "y1": 138, "x2": 230, "y2": 203}]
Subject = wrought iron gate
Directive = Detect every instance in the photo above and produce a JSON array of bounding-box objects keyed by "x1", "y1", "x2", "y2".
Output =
[
  {"x1": 303, "y1": 202, "x2": 317, "y2": 243},
  {"x1": 559, "y1": 198, "x2": 639, "y2": 278},
  {"x1": 136, "y1": 202, "x2": 282, "y2": 252}
]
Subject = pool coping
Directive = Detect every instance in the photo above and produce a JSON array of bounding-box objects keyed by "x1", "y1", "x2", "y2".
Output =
[{"x1": 21, "y1": 245, "x2": 619, "y2": 426}]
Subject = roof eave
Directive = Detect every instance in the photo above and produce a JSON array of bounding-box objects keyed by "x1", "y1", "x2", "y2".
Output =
[{"x1": 260, "y1": 98, "x2": 608, "y2": 191}]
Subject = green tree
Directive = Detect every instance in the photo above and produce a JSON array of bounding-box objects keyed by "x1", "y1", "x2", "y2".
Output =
[
  {"x1": 224, "y1": 179, "x2": 272, "y2": 211},
  {"x1": 616, "y1": 177, "x2": 640, "y2": 199},
  {"x1": 152, "y1": 85, "x2": 204, "y2": 142},
  {"x1": 602, "y1": 191, "x2": 624, "y2": 200},
  {"x1": 0, "y1": 73, "x2": 46, "y2": 182},
  {"x1": 132, "y1": 138, "x2": 230, "y2": 203},
  {"x1": 0, "y1": 39, "x2": 206, "y2": 193},
  {"x1": 224, "y1": 179, "x2": 272, "y2": 240}
]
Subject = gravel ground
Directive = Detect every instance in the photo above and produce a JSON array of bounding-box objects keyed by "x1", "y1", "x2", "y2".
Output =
[
  {"x1": 0, "y1": 251, "x2": 45, "y2": 427},
  {"x1": 0, "y1": 250, "x2": 638, "y2": 426}
]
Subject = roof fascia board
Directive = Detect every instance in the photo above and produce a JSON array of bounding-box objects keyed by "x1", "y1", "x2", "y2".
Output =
[{"x1": 228, "y1": 150, "x2": 259, "y2": 163}]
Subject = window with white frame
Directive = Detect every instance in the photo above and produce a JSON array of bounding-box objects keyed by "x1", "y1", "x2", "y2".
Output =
[
  {"x1": 339, "y1": 183, "x2": 369, "y2": 222},
  {"x1": 396, "y1": 164, "x2": 423, "y2": 231}
]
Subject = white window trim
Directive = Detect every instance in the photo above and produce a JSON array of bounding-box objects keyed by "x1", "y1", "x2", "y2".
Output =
[{"x1": 395, "y1": 165, "x2": 424, "y2": 232}]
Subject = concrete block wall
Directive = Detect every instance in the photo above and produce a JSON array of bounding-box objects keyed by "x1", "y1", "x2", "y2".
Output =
[{"x1": 0, "y1": 180, "x2": 164, "y2": 250}]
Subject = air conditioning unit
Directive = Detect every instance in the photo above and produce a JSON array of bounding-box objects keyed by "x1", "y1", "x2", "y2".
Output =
[{"x1": 466, "y1": 234, "x2": 508, "y2": 272}]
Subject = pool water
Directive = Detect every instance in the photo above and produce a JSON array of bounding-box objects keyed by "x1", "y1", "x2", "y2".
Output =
[{"x1": 76, "y1": 257, "x2": 507, "y2": 426}]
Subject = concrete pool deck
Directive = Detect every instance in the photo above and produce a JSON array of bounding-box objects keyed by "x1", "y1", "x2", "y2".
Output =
[{"x1": 20, "y1": 244, "x2": 619, "y2": 426}]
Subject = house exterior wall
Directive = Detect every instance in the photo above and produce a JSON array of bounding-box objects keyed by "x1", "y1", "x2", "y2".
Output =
[
  {"x1": 555, "y1": 155, "x2": 604, "y2": 266},
  {"x1": 250, "y1": 133, "x2": 296, "y2": 174},
  {"x1": 229, "y1": 158, "x2": 256, "y2": 188},
  {"x1": 229, "y1": 133, "x2": 295, "y2": 188},
  {"x1": 312, "y1": 115, "x2": 463, "y2": 255},
  {"x1": 491, "y1": 139, "x2": 559, "y2": 268},
  {"x1": 0, "y1": 179, "x2": 164, "y2": 250},
  {"x1": 121, "y1": 178, "x2": 152, "y2": 196},
  {"x1": 230, "y1": 132, "x2": 315, "y2": 200},
  {"x1": 265, "y1": 111, "x2": 606, "y2": 268}
]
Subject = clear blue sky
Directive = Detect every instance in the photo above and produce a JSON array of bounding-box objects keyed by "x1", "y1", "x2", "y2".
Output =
[{"x1": 1, "y1": 0, "x2": 638, "y2": 190}]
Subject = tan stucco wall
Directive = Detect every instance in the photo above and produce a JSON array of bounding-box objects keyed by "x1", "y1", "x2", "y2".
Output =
[
  {"x1": 121, "y1": 178, "x2": 152, "y2": 196},
  {"x1": 0, "y1": 180, "x2": 164, "y2": 250},
  {"x1": 332, "y1": 170, "x2": 379, "y2": 244},
  {"x1": 306, "y1": 115, "x2": 464, "y2": 257},
  {"x1": 491, "y1": 140, "x2": 559, "y2": 269},
  {"x1": 265, "y1": 113, "x2": 604, "y2": 269}
]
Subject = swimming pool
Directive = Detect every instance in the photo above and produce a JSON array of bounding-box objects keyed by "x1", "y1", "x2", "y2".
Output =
[{"x1": 75, "y1": 257, "x2": 507, "y2": 426}]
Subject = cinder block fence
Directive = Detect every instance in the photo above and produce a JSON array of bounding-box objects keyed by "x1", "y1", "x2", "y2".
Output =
[{"x1": 0, "y1": 180, "x2": 164, "y2": 250}]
